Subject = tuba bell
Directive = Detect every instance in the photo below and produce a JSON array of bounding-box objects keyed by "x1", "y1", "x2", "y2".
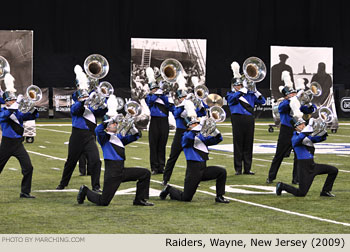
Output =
[
  {"x1": 18, "y1": 85, "x2": 42, "y2": 113},
  {"x1": 84, "y1": 54, "x2": 109, "y2": 80},
  {"x1": 311, "y1": 107, "x2": 334, "y2": 136},
  {"x1": 0, "y1": 56, "x2": 10, "y2": 81},
  {"x1": 160, "y1": 58, "x2": 184, "y2": 83},
  {"x1": 117, "y1": 101, "x2": 142, "y2": 136},
  {"x1": 242, "y1": 57, "x2": 266, "y2": 91},
  {"x1": 298, "y1": 81, "x2": 322, "y2": 105}
]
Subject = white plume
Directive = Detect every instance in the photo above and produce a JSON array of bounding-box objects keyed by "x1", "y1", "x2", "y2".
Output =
[
  {"x1": 231, "y1": 61, "x2": 241, "y2": 78},
  {"x1": 74, "y1": 65, "x2": 89, "y2": 90},
  {"x1": 106, "y1": 94, "x2": 118, "y2": 117},
  {"x1": 4, "y1": 73, "x2": 16, "y2": 92},
  {"x1": 146, "y1": 67, "x2": 156, "y2": 83},
  {"x1": 295, "y1": 78, "x2": 305, "y2": 90},
  {"x1": 184, "y1": 99, "x2": 197, "y2": 118},
  {"x1": 176, "y1": 72, "x2": 187, "y2": 90},
  {"x1": 281, "y1": 71, "x2": 293, "y2": 88},
  {"x1": 289, "y1": 96, "x2": 303, "y2": 118},
  {"x1": 191, "y1": 76, "x2": 200, "y2": 87}
]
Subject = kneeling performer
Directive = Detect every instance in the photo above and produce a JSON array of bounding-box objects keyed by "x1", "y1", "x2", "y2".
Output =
[
  {"x1": 159, "y1": 111, "x2": 229, "y2": 203},
  {"x1": 276, "y1": 118, "x2": 338, "y2": 197},
  {"x1": 77, "y1": 111, "x2": 154, "y2": 206}
]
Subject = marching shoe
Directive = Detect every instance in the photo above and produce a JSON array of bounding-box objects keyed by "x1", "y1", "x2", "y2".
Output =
[
  {"x1": 159, "y1": 185, "x2": 171, "y2": 200},
  {"x1": 133, "y1": 199, "x2": 154, "y2": 206},
  {"x1": 266, "y1": 178, "x2": 273, "y2": 184},
  {"x1": 56, "y1": 184, "x2": 65, "y2": 190},
  {"x1": 20, "y1": 193, "x2": 35, "y2": 198},
  {"x1": 243, "y1": 171, "x2": 255, "y2": 175},
  {"x1": 235, "y1": 171, "x2": 242, "y2": 175},
  {"x1": 320, "y1": 191, "x2": 335, "y2": 197},
  {"x1": 292, "y1": 180, "x2": 299, "y2": 185},
  {"x1": 215, "y1": 195, "x2": 229, "y2": 203},
  {"x1": 77, "y1": 185, "x2": 88, "y2": 204},
  {"x1": 161, "y1": 180, "x2": 168, "y2": 186},
  {"x1": 276, "y1": 182, "x2": 283, "y2": 196},
  {"x1": 151, "y1": 170, "x2": 158, "y2": 175}
]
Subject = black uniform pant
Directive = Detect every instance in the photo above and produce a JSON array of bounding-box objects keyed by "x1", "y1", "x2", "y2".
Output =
[
  {"x1": 86, "y1": 160, "x2": 151, "y2": 206},
  {"x1": 78, "y1": 153, "x2": 91, "y2": 175},
  {"x1": 281, "y1": 159, "x2": 338, "y2": 197},
  {"x1": 268, "y1": 124, "x2": 298, "y2": 182},
  {"x1": 231, "y1": 114, "x2": 255, "y2": 173},
  {"x1": 168, "y1": 160, "x2": 227, "y2": 202},
  {"x1": 0, "y1": 137, "x2": 33, "y2": 194},
  {"x1": 163, "y1": 128, "x2": 186, "y2": 182},
  {"x1": 149, "y1": 116, "x2": 169, "y2": 173},
  {"x1": 59, "y1": 128, "x2": 101, "y2": 189}
]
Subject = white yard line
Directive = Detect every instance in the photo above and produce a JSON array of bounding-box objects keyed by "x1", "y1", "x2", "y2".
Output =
[
  {"x1": 24, "y1": 147, "x2": 350, "y2": 227},
  {"x1": 151, "y1": 179, "x2": 350, "y2": 227},
  {"x1": 36, "y1": 127, "x2": 71, "y2": 134}
]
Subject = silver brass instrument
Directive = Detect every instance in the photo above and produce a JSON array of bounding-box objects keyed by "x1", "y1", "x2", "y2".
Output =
[
  {"x1": 160, "y1": 58, "x2": 183, "y2": 83},
  {"x1": 311, "y1": 107, "x2": 334, "y2": 136},
  {"x1": 188, "y1": 84, "x2": 209, "y2": 108},
  {"x1": 87, "y1": 81, "x2": 114, "y2": 110},
  {"x1": 18, "y1": 85, "x2": 42, "y2": 113},
  {"x1": 200, "y1": 105, "x2": 226, "y2": 137},
  {"x1": 84, "y1": 54, "x2": 109, "y2": 80},
  {"x1": 298, "y1": 81, "x2": 322, "y2": 105},
  {"x1": 117, "y1": 101, "x2": 142, "y2": 136},
  {"x1": 0, "y1": 56, "x2": 10, "y2": 81},
  {"x1": 242, "y1": 57, "x2": 266, "y2": 91}
]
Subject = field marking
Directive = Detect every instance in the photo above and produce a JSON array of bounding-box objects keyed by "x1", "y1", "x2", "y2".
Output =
[
  {"x1": 27, "y1": 150, "x2": 66, "y2": 161},
  {"x1": 151, "y1": 179, "x2": 350, "y2": 227},
  {"x1": 36, "y1": 127, "x2": 71, "y2": 134}
]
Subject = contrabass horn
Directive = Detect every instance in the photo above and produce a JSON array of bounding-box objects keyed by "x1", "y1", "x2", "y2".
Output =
[
  {"x1": 18, "y1": 85, "x2": 42, "y2": 113},
  {"x1": 0, "y1": 56, "x2": 10, "y2": 81},
  {"x1": 200, "y1": 94, "x2": 226, "y2": 137},
  {"x1": 159, "y1": 58, "x2": 184, "y2": 83},
  {"x1": 311, "y1": 107, "x2": 334, "y2": 136},
  {"x1": 84, "y1": 54, "x2": 109, "y2": 91},
  {"x1": 88, "y1": 81, "x2": 114, "y2": 110},
  {"x1": 117, "y1": 101, "x2": 142, "y2": 136},
  {"x1": 242, "y1": 57, "x2": 266, "y2": 91},
  {"x1": 298, "y1": 81, "x2": 322, "y2": 105}
]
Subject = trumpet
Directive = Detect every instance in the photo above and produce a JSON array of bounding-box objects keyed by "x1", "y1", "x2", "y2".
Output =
[
  {"x1": 116, "y1": 101, "x2": 142, "y2": 136},
  {"x1": 242, "y1": 57, "x2": 266, "y2": 91},
  {"x1": 18, "y1": 85, "x2": 42, "y2": 113},
  {"x1": 0, "y1": 56, "x2": 10, "y2": 81},
  {"x1": 311, "y1": 107, "x2": 334, "y2": 136},
  {"x1": 200, "y1": 106, "x2": 226, "y2": 137},
  {"x1": 87, "y1": 81, "x2": 114, "y2": 110},
  {"x1": 298, "y1": 81, "x2": 322, "y2": 105}
]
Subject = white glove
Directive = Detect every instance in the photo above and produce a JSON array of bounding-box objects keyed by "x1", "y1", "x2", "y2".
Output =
[
  {"x1": 240, "y1": 87, "x2": 248, "y2": 94},
  {"x1": 129, "y1": 125, "x2": 139, "y2": 135},
  {"x1": 254, "y1": 90, "x2": 262, "y2": 98},
  {"x1": 168, "y1": 96, "x2": 174, "y2": 104},
  {"x1": 296, "y1": 90, "x2": 304, "y2": 99},
  {"x1": 211, "y1": 128, "x2": 220, "y2": 136},
  {"x1": 308, "y1": 118, "x2": 315, "y2": 127},
  {"x1": 302, "y1": 124, "x2": 314, "y2": 134},
  {"x1": 16, "y1": 94, "x2": 24, "y2": 103},
  {"x1": 180, "y1": 109, "x2": 188, "y2": 118}
]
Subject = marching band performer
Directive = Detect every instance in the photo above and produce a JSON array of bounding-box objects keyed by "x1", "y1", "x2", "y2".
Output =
[
  {"x1": 162, "y1": 76, "x2": 208, "y2": 185},
  {"x1": 276, "y1": 117, "x2": 338, "y2": 197},
  {"x1": 159, "y1": 103, "x2": 229, "y2": 203},
  {"x1": 145, "y1": 68, "x2": 174, "y2": 175},
  {"x1": 226, "y1": 62, "x2": 266, "y2": 175},
  {"x1": 77, "y1": 96, "x2": 153, "y2": 206},
  {"x1": 0, "y1": 73, "x2": 39, "y2": 198},
  {"x1": 56, "y1": 65, "x2": 106, "y2": 192},
  {"x1": 266, "y1": 79, "x2": 316, "y2": 184}
]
